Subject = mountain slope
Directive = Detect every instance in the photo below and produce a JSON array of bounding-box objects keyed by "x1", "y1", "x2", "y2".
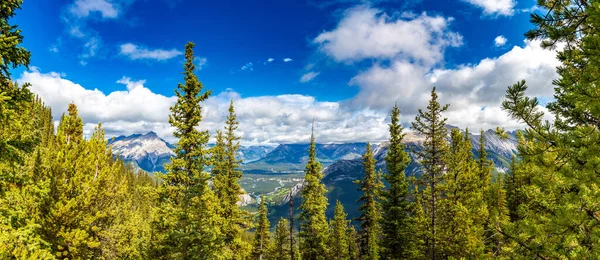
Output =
[
  {"x1": 243, "y1": 143, "x2": 372, "y2": 171},
  {"x1": 109, "y1": 132, "x2": 175, "y2": 173}
]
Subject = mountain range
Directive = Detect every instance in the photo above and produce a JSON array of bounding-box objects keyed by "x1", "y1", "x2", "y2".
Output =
[{"x1": 108, "y1": 126, "x2": 518, "y2": 221}]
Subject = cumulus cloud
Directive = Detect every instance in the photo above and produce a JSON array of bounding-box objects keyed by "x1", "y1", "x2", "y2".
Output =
[
  {"x1": 464, "y1": 0, "x2": 515, "y2": 16},
  {"x1": 283, "y1": 58, "x2": 293, "y2": 62},
  {"x1": 18, "y1": 68, "x2": 391, "y2": 145},
  {"x1": 119, "y1": 43, "x2": 183, "y2": 61},
  {"x1": 300, "y1": 71, "x2": 320, "y2": 83},
  {"x1": 314, "y1": 6, "x2": 463, "y2": 65},
  {"x1": 494, "y1": 35, "x2": 507, "y2": 47},
  {"x1": 346, "y1": 40, "x2": 560, "y2": 130},
  {"x1": 267, "y1": 58, "x2": 275, "y2": 63},
  {"x1": 18, "y1": 68, "x2": 176, "y2": 138}
]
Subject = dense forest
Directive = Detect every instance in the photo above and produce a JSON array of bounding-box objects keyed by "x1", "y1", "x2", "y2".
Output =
[{"x1": 1, "y1": 0, "x2": 599, "y2": 259}]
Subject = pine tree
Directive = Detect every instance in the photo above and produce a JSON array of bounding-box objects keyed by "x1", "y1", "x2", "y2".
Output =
[
  {"x1": 355, "y1": 144, "x2": 384, "y2": 260},
  {"x1": 438, "y1": 129, "x2": 486, "y2": 258},
  {"x1": 502, "y1": 78, "x2": 600, "y2": 258},
  {"x1": 222, "y1": 100, "x2": 251, "y2": 257},
  {"x1": 298, "y1": 124, "x2": 329, "y2": 260},
  {"x1": 347, "y1": 225, "x2": 360, "y2": 260},
  {"x1": 268, "y1": 218, "x2": 291, "y2": 260},
  {"x1": 152, "y1": 42, "x2": 222, "y2": 259},
  {"x1": 329, "y1": 201, "x2": 350, "y2": 260},
  {"x1": 411, "y1": 185, "x2": 428, "y2": 260},
  {"x1": 487, "y1": 176, "x2": 510, "y2": 256},
  {"x1": 252, "y1": 197, "x2": 270, "y2": 260},
  {"x1": 504, "y1": 155, "x2": 521, "y2": 222},
  {"x1": 411, "y1": 87, "x2": 449, "y2": 259},
  {"x1": 381, "y1": 104, "x2": 414, "y2": 259}
]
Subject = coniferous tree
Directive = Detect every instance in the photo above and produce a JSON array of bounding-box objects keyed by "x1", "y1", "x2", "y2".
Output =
[
  {"x1": 268, "y1": 218, "x2": 291, "y2": 260},
  {"x1": 438, "y1": 129, "x2": 486, "y2": 258},
  {"x1": 487, "y1": 176, "x2": 510, "y2": 256},
  {"x1": 152, "y1": 42, "x2": 222, "y2": 259},
  {"x1": 411, "y1": 185, "x2": 428, "y2": 260},
  {"x1": 356, "y1": 144, "x2": 384, "y2": 260},
  {"x1": 298, "y1": 125, "x2": 329, "y2": 260},
  {"x1": 504, "y1": 155, "x2": 522, "y2": 222},
  {"x1": 329, "y1": 201, "x2": 350, "y2": 260},
  {"x1": 223, "y1": 100, "x2": 251, "y2": 257},
  {"x1": 347, "y1": 225, "x2": 360, "y2": 260},
  {"x1": 412, "y1": 87, "x2": 449, "y2": 259},
  {"x1": 502, "y1": 78, "x2": 600, "y2": 258},
  {"x1": 252, "y1": 197, "x2": 270, "y2": 260},
  {"x1": 381, "y1": 104, "x2": 414, "y2": 259}
]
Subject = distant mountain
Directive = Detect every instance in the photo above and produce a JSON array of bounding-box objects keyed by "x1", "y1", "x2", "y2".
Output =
[
  {"x1": 238, "y1": 146, "x2": 276, "y2": 163},
  {"x1": 108, "y1": 132, "x2": 277, "y2": 173},
  {"x1": 109, "y1": 132, "x2": 175, "y2": 173},
  {"x1": 269, "y1": 128, "x2": 519, "y2": 223},
  {"x1": 243, "y1": 143, "x2": 373, "y2": 171}
]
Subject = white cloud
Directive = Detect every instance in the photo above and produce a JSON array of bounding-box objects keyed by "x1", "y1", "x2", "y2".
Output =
[
  {"x1": 119, "y1": 43, "x2": 183, "y2": 61},
  {"x1": 196, "y1": 57, "x2": 208, "y2": 70},
  {"x1": 283, "y1": 58, "x2": 293, "y2": 62},
  {"x1": 18, "y1": 68, "x2": 392, "y2": 145},
  {"x1": 464, "y1": 0, "x2": 515, "y2": 16},
  {"x1": 18, "y1": 68, "x2": 176, "y2": 133},
  {"x1": 69, "y1": 0, "x2": 119, "y2": 19},
  {"x1": 346, "y1": 40, "x2": 560, "y2": 130},
  {"x1": 494, "y1": 35, "x2": 507, "y2": 47},
  {"x1": 267, "y1": 58, "x2": 275, "y2": 63},
  {"x1": 300, "y1": 71, "x2": 320, "y2": 83},
  {"x1": 241, "y1": 62, "x2": 254, "y2": 71},
  {"x1": 314, "y1": 6, "x2": 462, "y2": 65}
]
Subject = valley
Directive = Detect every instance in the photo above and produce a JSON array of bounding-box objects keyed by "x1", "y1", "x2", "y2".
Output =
[{"x1": 109, "y1": 126, "x2": 518, "y2": 222}]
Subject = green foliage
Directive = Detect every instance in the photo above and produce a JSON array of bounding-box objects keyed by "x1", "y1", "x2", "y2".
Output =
[
  {"x1": 298, "y1": 127, "x2": 329, "y2": 260},
  {"x1": 411, "y1": 87, "x2": 449, "y2": 259},
  {"x1": 347, "y1": 225, "x2": 360, "y2": 260},
  {"x1": 381, "y1": 104, "x2": 415, "y2": 259},
  {"x1": 355, "y1": 144, "x2": 384, "y2": 260},
  {"x1": 328, "y1": 201, "x2": 350, "y2": 260},
  {"x1": 438, "y1": 129, "x2": 486, "y2": 258},
  {"x1": 268, "y1": 218, "x2": 291, "y2": 260},
  {"x1": 213, "y1": 101, "x2": 252, "y2": 258},
  {"x1": 252, "y1": 197, "x2": 270, "y2": 260},
  {"x1": 151, "y1": 42, "x2": 223, "y2": 259}
]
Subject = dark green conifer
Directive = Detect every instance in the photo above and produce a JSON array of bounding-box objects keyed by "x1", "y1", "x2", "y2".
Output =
[
  {"x1": 381, "y1": 104, "x2": 414, "y2": 259},
  {"x1": 356, "y1": 144, "x2": 384, "y2": 260},
  {"x1": 298, "y1": 124, "x2": 329, "y2": 259}
]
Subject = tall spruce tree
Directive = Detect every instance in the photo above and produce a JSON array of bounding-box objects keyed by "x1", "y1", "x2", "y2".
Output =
[
  {"x1": 504, "y1": 155, "x2": 522, "y2": 222},
  {"x1": 412, "y1": 87, "x2": 449, "y2": 259},
  {"x1": 298, "y1": 124, "x2": 329, "y2": 260},
  {"x1": 216, "y1": 100, "x2": 251, "y2": 258},
  {"x1": 356, "y1": 144, "x2": 384, "y2": 260},
  {"x1": 268, "y1": 218, "x2": 291, "y2": 260},
  {"x1": 252, "y1": 197, "x2": 270, "y2": 260},
  {"x1": 152, "y1": 42, "x2": 222, "y2": 259},
  {"x1": 329, "y1": 201, "x2": 350, "y2": 260},
  {"x1": 347, "y1": 225, "x2": 360, "y2": 260},
  {"x1": 381, "y1": 104, "x2": 414, "y2": 259},
  {"x1": 438, "y1": 129, "x2": 486, "y2": 258}
]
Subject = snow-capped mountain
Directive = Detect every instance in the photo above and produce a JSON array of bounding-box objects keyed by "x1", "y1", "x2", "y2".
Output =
[{"x1": 109, "y1": 132, "x2": 175, "y2": 173}]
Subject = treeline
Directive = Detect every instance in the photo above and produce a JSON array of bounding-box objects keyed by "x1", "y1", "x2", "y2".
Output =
[{"x1": 1, "y1": 0, "x2": 600, "y2": 259}]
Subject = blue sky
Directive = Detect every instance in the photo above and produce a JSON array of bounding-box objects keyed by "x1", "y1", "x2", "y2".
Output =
[{"x1": 14, "y1": 0, "x2": 559, "y2": 144}]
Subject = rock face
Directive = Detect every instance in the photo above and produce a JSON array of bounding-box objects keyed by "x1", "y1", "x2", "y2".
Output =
[
  {"x1": 280, "y1": 182, "x2": 304, "y2": 205},
  {"x1": 109, "y1": 132, "x2": 175, "y2": 173}
]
